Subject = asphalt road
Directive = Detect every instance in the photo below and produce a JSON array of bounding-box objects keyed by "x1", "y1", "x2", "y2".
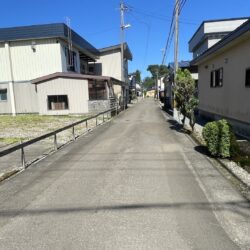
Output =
[{"x1": 0, "y1": 99, "x2": 249, "y2": 250}]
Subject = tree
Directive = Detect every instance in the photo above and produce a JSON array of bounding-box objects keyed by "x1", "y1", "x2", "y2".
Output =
[
  {"x1": 142, "y1": 77, "x2": 155, "y2": 90},
  {"x1": 147, "y1": 64, "x2": 169, "y2": 98},
  {"x1": 174, "y1": 69, "x2": 198, "y2": 131},
  {"x1": 135, "y1": 70, "x2": 141, "y2": 83},
  {"x1": 147, "y1": 64, "x2": 169, "y2": 79},
  {"x1": 147, "y1": 65, "x2": 159, "y2": 78},
  {"x1": 158, "y1": 65, "x2": 169, "y2": 79}
]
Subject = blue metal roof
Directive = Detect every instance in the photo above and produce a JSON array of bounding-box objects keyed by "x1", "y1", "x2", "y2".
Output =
[
  {"x1": 0, "y1": 23, "x2": 100, "y2": 56},
  {"x1": 168, "y1": 60, "x2": 191, "y2": 69}
]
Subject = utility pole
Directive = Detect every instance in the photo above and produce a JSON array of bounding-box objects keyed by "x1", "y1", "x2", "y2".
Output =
[
  {"x1": 120, "y1": 0, "x2": 125, "y2": 83},
  {"x1": 120, "y1": 0, "x2": 130, "y2": 109},
  {"x1": 156, "y1": 70, "x2": 159, "y2": 100},
  {"x1": 174, "y1": 0, "x2": 179, "y2": 77}
]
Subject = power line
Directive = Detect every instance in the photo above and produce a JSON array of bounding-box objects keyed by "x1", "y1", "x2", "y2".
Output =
[
  {"x1": 127, "y1": 11, "x2": 151, "y2": 67},
  {"x1": 161, "y1": 0, "x2": 188, "y2": 65},
  {"x1": 125, "y1": 3, "x2": 196, "y2": 25},
  {"x1": 161, "y1": 1, "x2": 177, "y2": 65}
]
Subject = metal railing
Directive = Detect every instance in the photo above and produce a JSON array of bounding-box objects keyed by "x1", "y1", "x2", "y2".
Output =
[{"x1": 0, "y1": 107, "x2": 118, "y2": 169}]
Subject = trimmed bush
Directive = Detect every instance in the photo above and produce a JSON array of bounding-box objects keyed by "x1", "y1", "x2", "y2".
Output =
[
  {"x1": 202, "y1": 119, "x2": 239, "y2": 158},
  {"x1": 202, "y1": 121, "x2": 220, "y2": 156}
]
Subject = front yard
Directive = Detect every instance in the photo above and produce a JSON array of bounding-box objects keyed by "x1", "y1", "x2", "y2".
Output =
[{"x1": 0, "y1": 114, "x2": 89, "y2": 148}]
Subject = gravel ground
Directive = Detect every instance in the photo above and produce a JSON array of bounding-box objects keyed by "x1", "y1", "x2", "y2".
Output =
[
  {"x1": 0, "y1": 114, "x2": 109, "y2": 175},
  {"x1": 172, "y1": 108, "x2": 250, "y2": 189},
  {"x1": 0, "y1": 115, "x2": 105, "y2": 149}
]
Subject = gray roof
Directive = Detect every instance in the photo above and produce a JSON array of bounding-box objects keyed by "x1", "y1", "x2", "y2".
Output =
[
  {"x1": 191, "y1": 19, "x2": 250, "y2": 65},
  {"x1": 0, "y1": 23, "x2": 100, "y2": 57},
  {"x1": 168, "y1": 60, "x2": 191, "y2": 69},
  {"x1": 31, "y1": 72, "x2": 123, "y2": 85},
  {"x1": 99, "y1": 43, "x2": 133, "y2": 61}
]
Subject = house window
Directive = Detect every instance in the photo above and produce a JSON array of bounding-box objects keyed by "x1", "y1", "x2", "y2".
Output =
[
  {"x1": 246, "y1": 68, "x2": 250, "y2": 87},
  {"x1": 210, "y1": 71, "x2": 215, "y2": 87},
  {"x1": 88, "y1": 66, "x2": 94, "y2": 74},
  {"x1": 210, "y1": 68, "x2": 223, "y2": 88},
  {"x1": 65, "y1": 47, "x2": 77, "y2": 72},
  {"x1": 0, "y1": 89, "x2": 7, "y2": 101},
  {"x1": 88, "y1": 81, "x2": 107, "y2": 100},
  {"x1": 47, "y1": 95, "x2": 69, "y2": 110}
]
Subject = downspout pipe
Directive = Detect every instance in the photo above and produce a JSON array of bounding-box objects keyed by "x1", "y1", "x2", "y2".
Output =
[{"x1": 6, "y1": 42, "x2": 16, "y2": 116}]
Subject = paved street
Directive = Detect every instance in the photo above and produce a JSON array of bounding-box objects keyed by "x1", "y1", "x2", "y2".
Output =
[{"x1": 0, "y1": 99, "x2": 249, "y2": 249}]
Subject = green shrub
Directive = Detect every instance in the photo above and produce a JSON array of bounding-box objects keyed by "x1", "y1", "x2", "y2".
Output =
[
  {"x1": 202, "y1": 121, "x2": 220, "y2": 156},
  {"x1": 202, "y1": 119, "x2": 239, "y2": 158},
  {"x1": 218, "y1": 119, "x2": 231, "y2": 158}
]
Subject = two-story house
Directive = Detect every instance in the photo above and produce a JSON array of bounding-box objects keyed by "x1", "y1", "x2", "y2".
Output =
[
  {"x1": 189, "y1": 17, "x2": 248, "y2": 59},
  {"x1": 191, "y1": 18, "x2": 250, "y2": 137},
  {"x1": 0, "y1": 23, "x2": 132, "y2": 115},
  {"x1": 93, "y1": 43, "x2": 132, "y2": 108}
]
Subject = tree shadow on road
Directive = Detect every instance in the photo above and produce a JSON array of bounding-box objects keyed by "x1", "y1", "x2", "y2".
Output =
[
  {"x1": 166, "y1": 118, "x2": 190, "y2": 135},
  {"x1": 0, "y1": 201, "x2": 249, "y2": 218},
  {"x1": 194, "y1": 145, "x2": 210, "y2": 157}
]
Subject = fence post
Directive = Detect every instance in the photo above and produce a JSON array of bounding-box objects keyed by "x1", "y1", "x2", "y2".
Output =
[
  {"x1": 21, "y1": 147, "x2": 26, "y2": 169},
  {"x1": 86, "y1": 120, "x2": 88, "y2": 131},
  {"x1": 54, "y1": 133, "x2": 58, "y2": 151},
  {"x1": 72, "y1": 126, "x2": 76, "y2": 141},
  {"x1": 96, "y1": 116, "x2": 98, "y2": 126},
  {"x1": 103, "y1": 113, "x2": 105, "y2": 123}
]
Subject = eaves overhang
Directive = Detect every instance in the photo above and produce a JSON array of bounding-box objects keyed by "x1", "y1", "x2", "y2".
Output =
[{"x1": 0, "y1": 23, "x2": 100, "y2": 61}]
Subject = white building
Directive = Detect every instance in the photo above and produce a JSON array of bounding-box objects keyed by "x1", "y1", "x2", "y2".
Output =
[
  {"x1": 0, "y1": 24, "x2": 132, "y2": 115},
  {"x1": 191, "y1": 19, "x2": 250, "y2": 137},
  {"x1": 94, "y1": 43, "x2": 132, "y2": 106},
  {"x1": 189, "y1": 17, "x2": 248, "y2": 59}
]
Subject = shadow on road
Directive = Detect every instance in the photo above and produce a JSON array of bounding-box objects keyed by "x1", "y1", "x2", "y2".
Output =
[
  {"x1": 0, "y1": 201, "x2": 249, "y2": 218},
  {"x1": 194, "y1": 145, "x2": 210, "y2": 157}
]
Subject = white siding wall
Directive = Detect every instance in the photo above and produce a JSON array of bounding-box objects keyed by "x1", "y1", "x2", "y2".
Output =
[
  {"x1": 96, "y1": 52, "x2": 122, "y2": 81},
  {"x1": 205, "y1": 19, "x2": 247, "y2": 34},
  {"x1": 0, "y1": 43, "x2": 12, "y2": 82},
  {"x1": 208, "y1": 38, "x2": 222, "y2": 48},
  {"x1": 189, "y1": 19, "x2": 247, "y2": 55},
  {"x1": 4, "y1": 39, "x2": 63, "y2": 81},
  {"x1": 36, "y1": 78, "x2": 89, "y2": 115},
  {"x1": 0, "y1": 83, "x2": 12, "y2": 113},
  {"x1": 0, "y1": 39, "x2": 65, "y2": 114},
  {"x1": 198, "y1": 37, "x2": 250, "y2": 123},
  {"x1": 14, "y1": 83, "x2": 38, "y2": 113}
]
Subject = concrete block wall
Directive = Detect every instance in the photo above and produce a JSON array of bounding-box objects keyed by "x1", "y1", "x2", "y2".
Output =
[{"x1": 88, "y1": 100, "x2": 110, "y2": 113}]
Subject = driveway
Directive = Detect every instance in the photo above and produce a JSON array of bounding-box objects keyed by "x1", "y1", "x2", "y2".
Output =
[{"x1": 0, "y1": 98, "x2": 249, "y2": 249}]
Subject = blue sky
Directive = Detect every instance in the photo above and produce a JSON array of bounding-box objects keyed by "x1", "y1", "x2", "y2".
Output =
[{"x1": 1, "y1": 0, "x2": 250, "y2": 78}]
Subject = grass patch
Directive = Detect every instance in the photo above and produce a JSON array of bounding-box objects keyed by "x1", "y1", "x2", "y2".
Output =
[
  {"x1": 0, "y1": 114, "x2": 89, "y2": 147},
  {"x1": 0, "y1": 114, "x2": 87, "y2": 127},
  {"x1": 232, "y1": 154, "x2": 250, "y2": 173},
  {"x1": 0, "y1": 137, "x2": 24, "y2": 145}
]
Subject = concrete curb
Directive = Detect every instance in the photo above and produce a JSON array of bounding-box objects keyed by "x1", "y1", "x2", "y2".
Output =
[
  {"x1": 161, "y1": 106, "x2": 250, "y2": 190},
  {"x1": 188, "y1": 132, "x2": 250, "y2": 189},
  {"x1": 0, "y1": 168, "x2": 20, "y2": 182},
  {"x1": 217, "y1": 158, "x2": 250, "y2": 188}
]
